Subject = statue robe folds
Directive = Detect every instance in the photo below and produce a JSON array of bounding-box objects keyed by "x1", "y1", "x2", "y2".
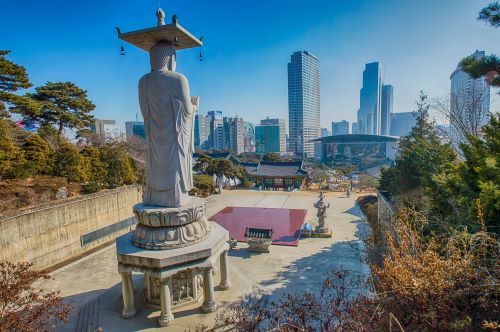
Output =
[{"x1": 139, "y1": 70, "x2": 195, "y2": 207}]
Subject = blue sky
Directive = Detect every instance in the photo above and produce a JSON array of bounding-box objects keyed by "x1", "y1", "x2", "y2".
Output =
[{"x1": 1, "y1": 0, "x2": 499, "y2": 131}]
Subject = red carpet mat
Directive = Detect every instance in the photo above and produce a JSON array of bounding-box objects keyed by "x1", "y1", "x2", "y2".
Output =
[{"x1": 209, "y1": 207, "x2": 307, "y2": 246}]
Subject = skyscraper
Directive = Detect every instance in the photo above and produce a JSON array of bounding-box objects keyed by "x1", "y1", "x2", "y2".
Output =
[
  {"x1": 332, "y1": 120, "x2": 350, "y2": 135},
  {"x1": 194, "y1": 114, "x2": 211, "y2": 150},
  {"x1": 223, "y1": 116, "x2": 244, "y2": 155},
  {"x1": 351, "y1": 121, "x2": 359, "y2": 134},
  {"x1": 255, "y1": 125, "x2": 281, "y2": 154},
  {"x1": 243, "y1": 122, "x2": 255, "y2": 153},
  {"x1": 390, "y1": 112, "x2": 416, "y2": 136},
  {"x1": 208, "y1": 110, "x2": 224, "y2": 150},
  {"x1": 260, "y1": 117, "x2": 286, "y2": 153},
  {"x1": 288, "y1": 51, "x2": 320, "y2": 158},
  {"x1": 381, "y1": 85, "x2": 394, "y2": 136},
  {"x1": 320, "y1": 128, "x2": 330, "y2": 137},
  {"x1": 450, "y1": 50, "x2": 490, "y2": 145},
  {"x1": 357, "y1": 62, "x2": 382, "y2": 135}
]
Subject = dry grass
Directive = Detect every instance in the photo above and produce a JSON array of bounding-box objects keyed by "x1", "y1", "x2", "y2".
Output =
[{"x1": 0, "y1": 176, "x2": 82, "y2": 217}]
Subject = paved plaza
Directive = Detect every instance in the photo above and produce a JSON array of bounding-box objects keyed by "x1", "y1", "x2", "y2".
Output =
[{"x1": 42, "y1": 190, "x2": 370, "y2": 331}]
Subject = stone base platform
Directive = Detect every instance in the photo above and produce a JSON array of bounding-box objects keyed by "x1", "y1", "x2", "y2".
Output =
[
  {"x1": 116, "y1": 223, "x2": 230, "y2": 326},
  {"x1": 312, "y1": 229, "x2": 333, "y2": 238}
]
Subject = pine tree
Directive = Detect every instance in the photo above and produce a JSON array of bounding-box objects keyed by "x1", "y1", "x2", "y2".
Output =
[
  {"x1": 0, "y1": 135, "x2": 27, "y2": 179},
  {"x1": 479, "y1": 1, "x2": 500, "y2": 27},
  {"x1": 379, "y1": 92, "x2": 456, "y2": 195},
  {"x1": 460, "y1": 113, "x2": 500, "y2": 232},
  {"x1": 0, "y1": 50, "x2": 40, "y2": 119},
  {"x1": 12, "y1": 82, "x2": 95, "y2": 137},
  {"x1": 80, "y1": 146, "x2": 108, "y2": 192},
  {"x1": 100, "y1": 145, "x2": 137, "y2": 187},
  {"x1": 460, "y1": 2, "x2": 500, "y2": 89},
  {"x1": 52, "y1": 142, "x2": 86, "y2": 182},
  {"x1": 22, "y1": 134, "x2": 54, "y2": 175}
]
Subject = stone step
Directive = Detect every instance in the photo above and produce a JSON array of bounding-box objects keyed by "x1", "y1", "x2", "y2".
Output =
[{"x1": 75, "y1": 298, "x2": 101, "y2": 332}]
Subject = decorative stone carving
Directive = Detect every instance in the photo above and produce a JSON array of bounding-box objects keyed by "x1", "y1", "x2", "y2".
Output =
[
  {"x1": 133, "y1": 216, "x2": 211, "y2": 250},
  {"x1": 133, "y1": 197, "x2": 206, "y2": 227},
  {"x1": 144, "y1": 269, "x2": 203, "y2": 309}
]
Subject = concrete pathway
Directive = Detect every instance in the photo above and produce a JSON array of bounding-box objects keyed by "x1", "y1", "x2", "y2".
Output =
[{"x1": 41, "y1": 190, "x2": 370, "y2": 331}]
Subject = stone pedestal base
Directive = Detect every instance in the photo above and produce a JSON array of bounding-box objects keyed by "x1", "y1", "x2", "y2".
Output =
[
  {"x1": 313, "y1": 227, "x2": 332, "y2": 238},
  {"x1": 247, "y1": 238, "x2": 272, "y2": 253},
  {"x1": 132, "y1": 198, "x2": 211, "y2": 250},
  {"x1": 117, "y1": 223, "x2": 230, "y2": 327},
  {"x1": 122, "y1": 308, "x2": 137, "y2": 319},
  {"x1": 158, "y1": 313, "x2": 174, "y2": 327}
]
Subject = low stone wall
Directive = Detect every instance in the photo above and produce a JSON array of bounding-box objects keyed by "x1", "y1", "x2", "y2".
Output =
[{"x1": 0, "y1": 186, "x2": 142, "y2": 269}]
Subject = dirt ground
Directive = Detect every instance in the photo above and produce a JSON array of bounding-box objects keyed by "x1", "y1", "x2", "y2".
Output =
[{"x1": 0, "y1": 176, "x2": 82, "y2": 217}]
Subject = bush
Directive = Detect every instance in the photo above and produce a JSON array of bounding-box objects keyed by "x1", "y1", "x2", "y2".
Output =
[
  {"x1": 0, "y1": 261, "x2": 71, "y2": 331},
  {"x1": 22, "y1": 134, "x2": 53, "y2": 175},
  {"x1": 204, "y1": 209, "x2": 499, "y2": 332},
  {"x1": 355, "y1": 212, "x2": 499, "y2": 331},
  {"x1": 191, "y1": 174, "x2": 215, "y2": 197},
  {"x1": 82, "y1": 181, "x2": 101, "y2": 194},
  {"x1": 52, "y1": 142, "x2": 85, "y2": 183},
  {"x1": 100, "y1": 145, "x2": 137, "y2": 187}
]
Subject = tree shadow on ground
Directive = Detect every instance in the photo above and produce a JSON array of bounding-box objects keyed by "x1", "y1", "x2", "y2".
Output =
[{"x1": 256, "y1": 204, "x2": 371, "y2": 302}]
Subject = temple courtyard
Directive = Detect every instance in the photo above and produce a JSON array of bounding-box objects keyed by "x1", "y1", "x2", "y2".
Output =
[{"x1": 42, "y1": 190, "x2": 370, "y2": 331}]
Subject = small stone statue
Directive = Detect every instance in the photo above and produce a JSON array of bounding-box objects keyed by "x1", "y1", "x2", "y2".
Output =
[
  {"x1": 314, "y1": 191, "x2": 330, "y2": 233},
  {"x1": 55, "y1": 187, "x2": 68, "y2": 200}
]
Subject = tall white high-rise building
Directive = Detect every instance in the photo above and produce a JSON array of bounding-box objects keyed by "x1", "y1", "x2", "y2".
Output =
[
  {"x1": 223, "y1": 116, "x2": 245, "y2": 155},
  {"x1": 194, "y1": 114, "x2": 211, "y2": 150},
  {"x1": 450, "y1": 50, "x2": 491, "y2": 144},
  {"x1": 288, "y1": 51, "x2": 320, "y2": 158},
  {"x1": 260, "y1": 117, "x2": 286, "y2": 153}
]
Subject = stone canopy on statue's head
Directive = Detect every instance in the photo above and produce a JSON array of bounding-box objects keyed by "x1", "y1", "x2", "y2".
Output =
[{"x1": 118, "y1": 7, "x2": 203, "y2": 52}]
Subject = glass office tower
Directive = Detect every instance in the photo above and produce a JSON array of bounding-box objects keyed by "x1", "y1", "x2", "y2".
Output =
[
  {"x1": 288, "y1": 51, "x2": 320, "y2": 159},
  {"x1": 358, "y1": 62, "x2": 382, "y2": 135},
  {"x1": 381, "y1": 84, "x2": 394, "y2": 136}
]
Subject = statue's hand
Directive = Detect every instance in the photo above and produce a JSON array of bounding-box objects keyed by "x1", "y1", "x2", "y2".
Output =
[{"x1": 191, "y1": 96, "x2": 200, "y2": 111}]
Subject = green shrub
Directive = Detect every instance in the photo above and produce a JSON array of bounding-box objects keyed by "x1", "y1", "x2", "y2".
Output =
[
  {"x1": 52, "y1": 142, "x2": 86, "y2": 183},
  {"x1": 82, "y1": 181, "x2": 101, "y2": 194},
  {"x1": 192, "y1": 174, "x2": 215, "y2": 197}
]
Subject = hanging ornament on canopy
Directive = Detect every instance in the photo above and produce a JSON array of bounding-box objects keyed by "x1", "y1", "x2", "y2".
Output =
[
  {"x1": 120, "y1": 45, "x2": 126, "y2": 56},
  {"x1": 198, "y1": 37, "x2": 204, "y2": 62}
]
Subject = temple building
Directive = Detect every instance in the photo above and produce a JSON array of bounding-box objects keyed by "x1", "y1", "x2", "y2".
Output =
[{"x1": 242, "y1": 161, "x2": 308, "y2": 190}]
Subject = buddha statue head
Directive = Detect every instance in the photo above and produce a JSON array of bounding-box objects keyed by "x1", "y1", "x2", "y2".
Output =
[{"x1": 150, "y1": 41, "x2": 176, "y2": 72}]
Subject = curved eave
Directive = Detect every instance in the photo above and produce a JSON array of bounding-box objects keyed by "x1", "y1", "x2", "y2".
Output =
[{"x1": 310, "y1": 134, "x2": 399, "y2": 144}]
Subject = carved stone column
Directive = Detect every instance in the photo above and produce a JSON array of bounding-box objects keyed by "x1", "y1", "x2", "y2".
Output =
[
  {"x1": 158, "y1": 277, "x2": 175, "y2": 327},
  {"x1": 120, "y1": 272, "x2": 137, "y2": 318},
  {"x1": 219, "y1": 250, "x2": 231, "y2": 290},
  {"x1": 201, "y1": 267, "x2": 216, "y2": 313}
]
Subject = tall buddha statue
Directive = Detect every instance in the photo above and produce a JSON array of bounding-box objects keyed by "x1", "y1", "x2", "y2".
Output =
[{"x1": 139, "y1": 39, "x2": 199, "y2": 207}]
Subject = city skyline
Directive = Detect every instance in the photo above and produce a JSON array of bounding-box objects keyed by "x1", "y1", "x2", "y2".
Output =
[{"x1": 1, "y1": 0, "x2": 499, "y2": 132}]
